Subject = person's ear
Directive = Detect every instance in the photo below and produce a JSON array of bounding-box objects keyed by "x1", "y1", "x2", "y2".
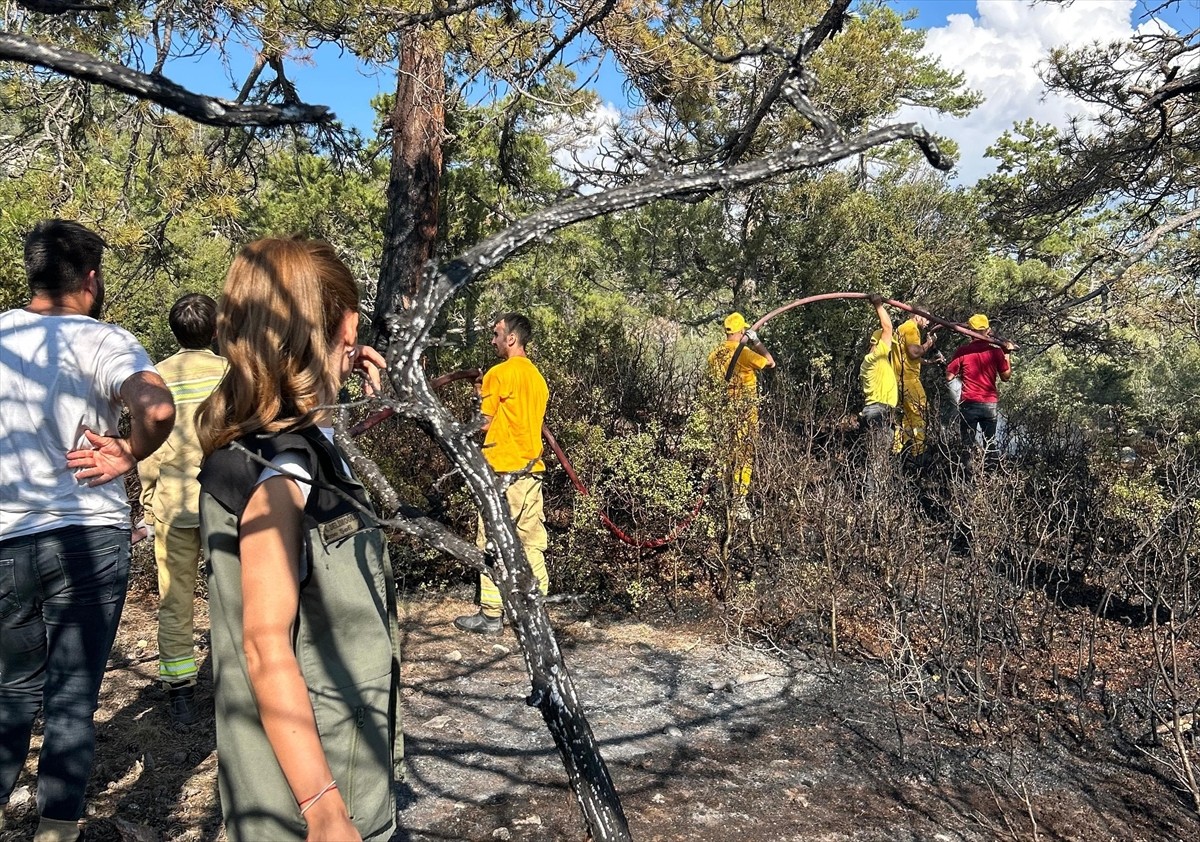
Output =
[{"x1": 338, "y1": 310, "x2": 359, "y2": 349}]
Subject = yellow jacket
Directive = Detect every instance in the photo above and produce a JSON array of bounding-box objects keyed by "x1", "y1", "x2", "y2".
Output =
[{"x1": 139, "y1": 348, "x2": 227, "y2": 527}]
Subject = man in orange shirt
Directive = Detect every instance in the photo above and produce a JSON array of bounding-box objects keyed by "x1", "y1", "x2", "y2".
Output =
[
  {"x1": 707, "y1": 312, "x2": 775, "y2": 520},
  {"x1": 456, "y1": 314, "x2": 550, "y2": 634}
]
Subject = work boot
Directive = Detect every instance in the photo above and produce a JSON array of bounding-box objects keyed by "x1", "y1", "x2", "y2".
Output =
[
  {"x1": 454, "y1": 611, "x2": 502, "y2": 635},
  {"x1": 166, "y1": 681, "x2": 199, "y2": 726},
  {"x1": 33, "y1": 817, "x2": 80, "y2": 842}
]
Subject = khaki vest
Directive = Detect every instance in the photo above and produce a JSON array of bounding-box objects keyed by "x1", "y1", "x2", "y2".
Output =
[{"x1": 200, "y1": 429, "x2": 402, "y2": 842}]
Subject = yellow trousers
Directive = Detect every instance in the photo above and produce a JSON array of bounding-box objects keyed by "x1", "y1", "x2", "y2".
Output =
[
  {"x1": 894, "y1": 379, "x2": 927, "y2": 456},
  {"x1": 477, "y1": 476, "x2": 549, "y2": 618},
  {"x1": 153, "y1": 518, "x2": 202, "y2": 683},
  {"x1": 727, "y1": 405, "x2": 758, "y2": 498}
]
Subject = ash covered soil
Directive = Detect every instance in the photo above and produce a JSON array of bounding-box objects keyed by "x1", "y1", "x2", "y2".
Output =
[{"x1": 2, "y1": 580, "x2": 1194, "y2": 842}]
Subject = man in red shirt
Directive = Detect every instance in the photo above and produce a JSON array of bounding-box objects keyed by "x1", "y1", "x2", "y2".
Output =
[{"x1": 946, "y1": 313, "x2": 1013, "y2": 460}]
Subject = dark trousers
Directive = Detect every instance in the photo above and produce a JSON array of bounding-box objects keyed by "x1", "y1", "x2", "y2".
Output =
[
  {"x1": 959, "y1": 400, "x2": 999, "y2": 460},
  {"x1": 859, "y1": 403, "x2": 895, "y2": 493},
  {"x1": 859, "y1": 402, "x2": 895, "y2": 431},
  {"x1": 0, "y1": 525, "x2": 130, "y2": 820}
]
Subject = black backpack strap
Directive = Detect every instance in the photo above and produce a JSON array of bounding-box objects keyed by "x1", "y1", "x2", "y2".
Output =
[{"x1": 723, "y1": 341, "x2": 749, "y2": 382}]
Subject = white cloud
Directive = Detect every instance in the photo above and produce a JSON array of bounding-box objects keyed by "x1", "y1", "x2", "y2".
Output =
[
  {"x1": 543, "y1": 100, "x2": 622, "y2": 186},
  {"x1": 908, "y1": 0, "x2": 1156, "y2": 184}
]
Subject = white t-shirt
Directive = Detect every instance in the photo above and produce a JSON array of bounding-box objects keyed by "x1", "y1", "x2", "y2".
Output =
[
  {"x1": 254, "y1": 427, "x2": 345, "y2": 506},
  {"x1": 254, "y1": 427, "x2": 348, "y2": 581},
  {"x1": 0, "y1": 309, "x2": 158, "y2": 540}
]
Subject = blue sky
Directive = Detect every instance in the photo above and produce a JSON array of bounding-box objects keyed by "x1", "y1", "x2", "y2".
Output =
[
  {"x1": 170, "y1": 1, "x2": 981, "y2": 133},
  {"x1": 166, "y1": 1, "x2": 1197, "y2": 181},
  {"x1": 909, "y1": 0, "x2": 977, "y2": 27}
]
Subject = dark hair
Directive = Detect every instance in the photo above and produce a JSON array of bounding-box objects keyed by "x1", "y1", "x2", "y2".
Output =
[
  {"x1": 24, "y1": 219, "x2": 106, "y2": 296},
  {"x1": 498, "y1": 313, "x2": 532, "y2": 347},
  {"x1": 169, "y1": 293, "x2": 218, "y2": 349}
]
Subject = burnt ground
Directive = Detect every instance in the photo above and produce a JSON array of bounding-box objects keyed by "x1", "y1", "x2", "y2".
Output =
[{"x1": 1, "y1": 573, "x2": 1196, "y2": 842}]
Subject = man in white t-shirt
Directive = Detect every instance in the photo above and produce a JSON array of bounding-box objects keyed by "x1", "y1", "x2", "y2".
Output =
[{"x1": 0, "y1": 220, "x2": 175, "y2": 842}]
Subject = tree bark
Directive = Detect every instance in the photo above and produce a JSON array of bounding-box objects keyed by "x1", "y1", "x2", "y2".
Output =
[{"x1": 373, "y1": 29, "x2": 445, "y2": 345}]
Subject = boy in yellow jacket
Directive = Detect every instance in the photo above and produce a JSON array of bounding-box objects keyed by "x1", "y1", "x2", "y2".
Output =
[{"x1": 138, "y1": 294, "x2": 227, "y2": 723}]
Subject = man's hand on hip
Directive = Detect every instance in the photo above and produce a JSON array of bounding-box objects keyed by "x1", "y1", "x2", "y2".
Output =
[{"x1": 67, "y1": 428, "x2": 137, "y2": 487}]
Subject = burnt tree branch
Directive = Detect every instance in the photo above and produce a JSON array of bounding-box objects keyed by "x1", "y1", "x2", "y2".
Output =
[
  {"x1": 0, "y1": 33, "x2": 332, "y2": 127},
  {"x1": 367, "y1": 115, "x2": 951, "y2": 842},
  {"x1": 1137, "y1": 67, "x2": 1200, "y2": 110},
  {"x1": 721, "y1": 0, "x2": 853, "y2": 163},
  {"x1": 431, "y1": 120, "x2": 951, "y2": 310},
  {"x1": 15, "y1": 0, "x2": 108, "y2": 12}
]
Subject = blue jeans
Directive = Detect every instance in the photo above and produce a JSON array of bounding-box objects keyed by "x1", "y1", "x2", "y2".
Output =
[
  {"x1": 0, "y1": 525, "x2": 130, "y2": 820},
  {"x1": 959, "y1": 401, "x2": 999, "y2": 447}
]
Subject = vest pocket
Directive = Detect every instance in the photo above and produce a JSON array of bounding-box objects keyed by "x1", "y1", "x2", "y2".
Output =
[{"x1": 310, "y1": 679, "x2": 393, "y2": 837}]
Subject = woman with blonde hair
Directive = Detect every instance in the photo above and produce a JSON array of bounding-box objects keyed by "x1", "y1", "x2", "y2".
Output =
[{"x1": 196, "y1": 238, "x2": 400, "y2": 842}]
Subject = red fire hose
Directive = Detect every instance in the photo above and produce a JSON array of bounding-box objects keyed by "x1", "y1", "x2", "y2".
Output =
[
  {"x1": 350, "y1": 368, "x2": 705, "y2": 548},
  {"x1": 753, "y1": 293, "x2": 1013, "y2": 344},
  {"x1": 725, "y1": 292, "x2": 1015, "y2": 381}
]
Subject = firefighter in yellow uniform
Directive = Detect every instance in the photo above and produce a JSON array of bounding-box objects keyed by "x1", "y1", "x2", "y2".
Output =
[
  {"x1": 707, "y1": 312, "x2": 775, "y2": 520},
  {"x1": 455, "y1": 313, "x2": 550, "y2": 635},
  {"x1": 891, "y1": 311, "x2": 939, "y2": 456}
]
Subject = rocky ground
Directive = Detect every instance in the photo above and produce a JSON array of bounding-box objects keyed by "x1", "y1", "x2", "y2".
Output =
[{"x1": 2, "y1": 574, "x2": 1196, "y2": 842}]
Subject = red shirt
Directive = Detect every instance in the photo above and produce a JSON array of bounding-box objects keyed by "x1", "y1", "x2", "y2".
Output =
[{"x1": 947, "y1": 340, "x2": 1010, "y2": 403}]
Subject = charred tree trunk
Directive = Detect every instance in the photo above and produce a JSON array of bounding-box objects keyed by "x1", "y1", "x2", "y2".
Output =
[
  {"x1": 369, "y1": 29, "x2": 632, "y2": 842},
  {"x1": 373, "y1": 29, "x2": 445, "y2": 345},
  {"x1": 337, "y1": 380, "x2": 633, "y2": 841},
  {"x1": 400, "y1": 371, "x2": 632, "y2": 841}
]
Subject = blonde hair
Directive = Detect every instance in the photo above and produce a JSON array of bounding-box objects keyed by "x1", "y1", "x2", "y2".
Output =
[{"x1": 197, "y1": 238, "x2": 359, "y2": 454}]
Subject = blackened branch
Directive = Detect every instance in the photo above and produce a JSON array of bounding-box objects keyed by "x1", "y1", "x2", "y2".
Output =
[
  {"x1": 430, "y1": 121, "x2": 952, "y2": 312},
  {"x1": 1137, "y1": 68, "x2": 1200, "y2": 111},
  {"x1": 0, "y1": 32, "x2": 332, "y2": 127},
  {"x1": 781, "y1": 72, "x2": 843, "y2": 142},
  {"x1": 722, "y1": 0, "x2": 854, "y2": 163},
  {"x1": 15, "y1": 0, "x2": 108, "y2": 12}
]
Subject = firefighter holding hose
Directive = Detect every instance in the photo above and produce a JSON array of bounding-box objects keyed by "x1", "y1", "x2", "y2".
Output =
[
  {"x1": 708, "y1": 312, "x2": 775, "y2": 521},
  {"x1": 892, "y1": 307, "x2": 941, "y2": 456}
]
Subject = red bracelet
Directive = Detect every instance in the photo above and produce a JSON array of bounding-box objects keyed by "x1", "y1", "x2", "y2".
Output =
[{"x1": 298, "y1": 780, "x2": 338, "y2": 815}]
